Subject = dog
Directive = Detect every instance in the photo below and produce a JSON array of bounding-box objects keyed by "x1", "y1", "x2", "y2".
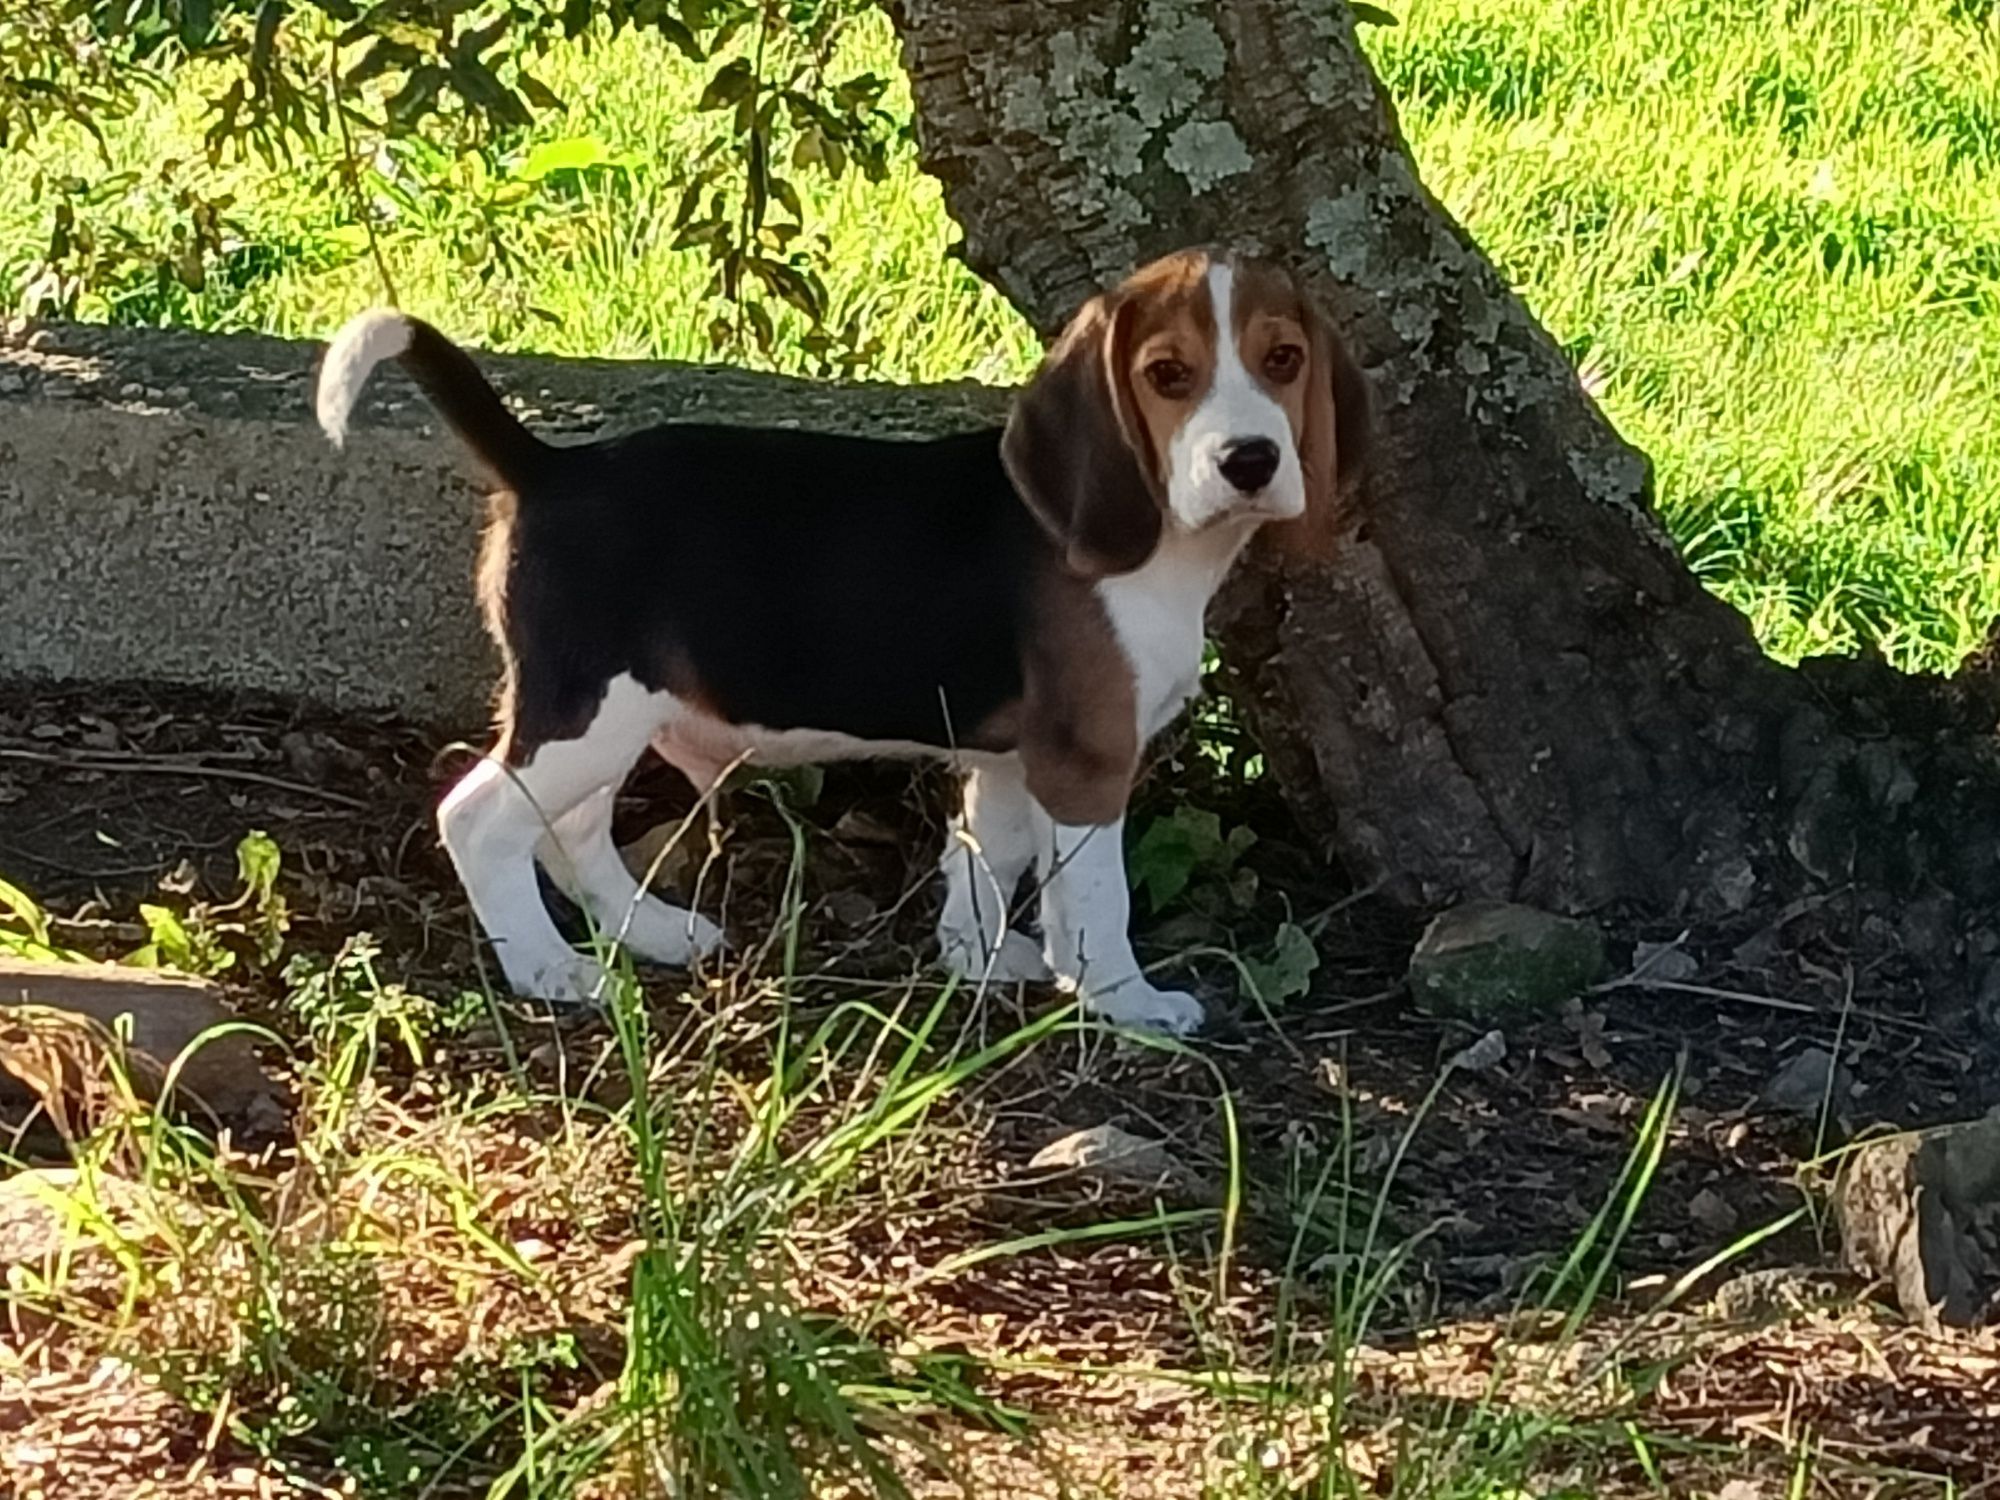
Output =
[{"x1": 314, "y1": 247, "x2": 1370, "y2": 1034}]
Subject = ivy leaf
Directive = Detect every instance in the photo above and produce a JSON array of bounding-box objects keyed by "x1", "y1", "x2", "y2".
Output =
[
  {"x1": 1240, "y1": 922, "x2": 1320, "y2": 1009},
  {"x1": 1130, "y1": 807, "x2": 1218, "y2": 912}
]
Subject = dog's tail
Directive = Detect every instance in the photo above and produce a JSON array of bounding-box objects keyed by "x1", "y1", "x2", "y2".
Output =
[{"x1": 316, "y1": 310, "x2": 549, "y2": 488}]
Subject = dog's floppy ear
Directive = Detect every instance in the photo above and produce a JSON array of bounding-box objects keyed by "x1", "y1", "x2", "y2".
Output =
[
  {"x1": 1281, "y1": 300, "x2": 1374, "y2": 558},
  {"x1": 1001, "y1": 294, "x2": 1163, "y2": 578}
]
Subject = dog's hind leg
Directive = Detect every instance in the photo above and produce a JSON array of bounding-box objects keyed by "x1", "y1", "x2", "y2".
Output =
[
  {"x1": 439, "y1": 673, "x2": 669, "y2": 1006},
  {"x1": 937, "y1": 759, "x2": 1051, "y2": 983},
  {"x1": 539, "y1": 787, "x2": 725, "y2": 967}
]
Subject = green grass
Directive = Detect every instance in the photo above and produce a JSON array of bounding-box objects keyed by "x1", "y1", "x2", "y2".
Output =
[
  {"x1": 1368, "y1": 0, "x2": 2000, "y2": 671},
  {"x1": 3, "y1": 3, "x2": 1996, "y2": 670}
]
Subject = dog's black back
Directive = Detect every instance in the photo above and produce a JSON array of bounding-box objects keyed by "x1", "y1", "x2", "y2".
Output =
[{"x1": 495, "y1": 424, "x2": 1042, "y2": 750}]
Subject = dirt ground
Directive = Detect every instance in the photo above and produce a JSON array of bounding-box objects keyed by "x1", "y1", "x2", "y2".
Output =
[{"x1": 2, "y1": 677, "x2": 1997, "y2": 1498}]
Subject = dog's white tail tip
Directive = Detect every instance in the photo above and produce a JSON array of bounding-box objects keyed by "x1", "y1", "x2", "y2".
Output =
[{"x1": 316, "y1": 308, "x2": 413, "y2": 449}]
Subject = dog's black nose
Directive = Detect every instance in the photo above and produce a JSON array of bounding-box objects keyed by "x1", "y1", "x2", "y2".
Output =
[{"x1": 1218, "y1": 437, "x2": 1281, "y2": 494}]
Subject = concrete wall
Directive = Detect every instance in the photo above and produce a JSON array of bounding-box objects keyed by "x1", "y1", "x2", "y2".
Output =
[{"x1": 0, "y1": 319, "x2": 1009, "y2": 728}]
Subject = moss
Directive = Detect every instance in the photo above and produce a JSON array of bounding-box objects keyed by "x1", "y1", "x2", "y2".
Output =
[
  {"x1": 1164, "y1": 121, "x2": 1252, "y2": 193},
  {"x1": 1116, "y1": 10, "x2": 1227, "y2": 126},
  {"x1": 993, "y1": 0, "x2": 1259, "y2": 224},
  {"x1": 1407, "y1": 902, "x2": 1608, "y2": 1022},
  {"x1": 1304, "y1": 187, "x2": 1378, "y2": 279}
]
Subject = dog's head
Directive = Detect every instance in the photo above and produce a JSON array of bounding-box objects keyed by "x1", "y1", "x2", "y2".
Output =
[{"x1": 1001, "y1": 248, "x2": 1373, "y2": 577}]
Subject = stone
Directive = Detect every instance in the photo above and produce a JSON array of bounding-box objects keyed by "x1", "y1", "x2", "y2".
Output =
[
  {"x1": 1834, "y1": 1110, "x2": 2000, "y2": 1329},
  {"x1": 1444, "y1": 1028, "x2": 1507, "y2": 1073},
  {"x1": 1760, "y1": 1045, "x2": 1855, "y2": 1116},
  {"x1": 1630, "y1": 938, "x2": 1699, "y2": 984},
  {"x1": 1028, "y1": 1123, "x2": 1180, "y2": 1189},
  {"x1": 1406, "y1": 902, "x2": 1607, "y2": 1022},
  {"x1": 0, "y1": 958, "x2": 276, "y2": 1124}
]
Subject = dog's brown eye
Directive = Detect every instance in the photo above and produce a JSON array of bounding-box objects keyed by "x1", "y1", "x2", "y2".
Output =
[
  {"x1": 1264, "y1": 344, "x2": 1305, "y2": 383},
  {"x1": 1146, "y1": 358, "x2": 1194, "y2": 398}
]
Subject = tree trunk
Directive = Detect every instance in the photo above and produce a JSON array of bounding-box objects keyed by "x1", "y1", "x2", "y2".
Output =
[{"x1": 883, "y1": 0, "x2": 1827, "y2": 916}]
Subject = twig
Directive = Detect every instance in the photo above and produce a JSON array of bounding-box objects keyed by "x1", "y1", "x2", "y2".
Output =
[
  {"x1": 328, "y1": 36, "x2": 400, "y2": 308},
  {"x1": 0, "y1": 747, "x2": 367, "y2": 810},
  {"x1": 1596, "y1": 972, "x2": 1817, "y2": 1013}
]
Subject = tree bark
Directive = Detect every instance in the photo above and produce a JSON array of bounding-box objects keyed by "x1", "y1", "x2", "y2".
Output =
[{"x1": 884, "y1": 0, "x2": 1819, "y2": 915}]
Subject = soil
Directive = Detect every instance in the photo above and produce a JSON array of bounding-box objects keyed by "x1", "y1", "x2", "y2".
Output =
[{"x1": 2, "y1": 676, "x2": 1996, "y2": 1498}]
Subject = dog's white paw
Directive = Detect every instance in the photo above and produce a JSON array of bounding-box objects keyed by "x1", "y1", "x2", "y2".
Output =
[
  {"x1": 939, "y1": 927, "x2": 1053, "y2": 984},
  {"x1": 1082, "y1": 982, "x2": 1205, "y2": 1036},
  {"x1": 611, "y1": 901, "x2": 726, "y2": 967}
]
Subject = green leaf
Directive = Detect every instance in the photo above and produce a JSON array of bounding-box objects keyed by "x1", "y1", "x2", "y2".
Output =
[
  {"x1": 517, "y1": 72, "x2": 565, "y2": 113},
  {"x1": 1240, "y1": 922, "x2": 1320, "y2": 1009},
  {"x1": 1350, "y1": 2, "x2": 1399, "y2": 24},
  {"x1": 139, "y1": 903, "x2": 197, "y2": 971},
  {"x1": 770, "y1": 174, "x2": 802, "y2": 221},
  {"x1": 654, "y1": 16, "x2": 704, "y2": 61},
  {"x1": 1129, "y1": 812, "x2": 1208, "y2": 913},
  {"x1": 343, "y1": 37, "x2": 421, "y2": 90},
  {"x1": 0, "y1": 875, "x2": 53, "y2": 948},
  {"x1": 672, "y1": 180, "x2": 704, "y2": 227},
  {"x1": 385, "y1": 66, "x2": 446, "y2": 131},
  {"x1": 519, "y1": 135, "x2": 614, "y2": 180},
  {"x1": 698, "y1": 59, "x2": 756, "y2": 112},
  {"x1": 449, "y1": 56, "x2": 533, "y2": 129},
  {"x1": 179, "y1": 0, "x2": 215, "y2": 49},
  {"x1": 236, "y1": 830, "x2": 281, "y2": 906}
]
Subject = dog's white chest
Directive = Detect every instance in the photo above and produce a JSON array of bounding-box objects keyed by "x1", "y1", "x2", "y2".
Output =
[{"x1": 1096, "y1": 526, "x2": 1249, "y2": 741}]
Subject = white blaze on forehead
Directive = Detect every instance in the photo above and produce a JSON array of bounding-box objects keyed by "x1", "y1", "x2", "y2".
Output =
[{"x1": 1162, "y1": 260, "x2": 1308, "y2": 529}]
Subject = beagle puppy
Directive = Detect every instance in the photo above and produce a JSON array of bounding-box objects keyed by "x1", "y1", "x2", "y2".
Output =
[{"x1": 314, "y1": 248, "x2": 1369, "y2": 1034}]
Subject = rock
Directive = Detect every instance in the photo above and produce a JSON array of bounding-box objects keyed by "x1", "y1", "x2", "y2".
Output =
[
  {"x1": 1444, "y1": 1029, "x2": 1507, "y2": 1073},
  {"x1": 1630, "y1": 938, "x2": 1699, "y2": 984},
  {"x1": 1760, "y1": 1045, "x2": 1855, "y2": 1116},
  {"x1": 1834, "y1": 1110, "x2": 2000, "y2": 1329},
  {"x1": 1407, "y1": 902, "x2": 1607, "y2": 1022},
  {"x1": 0, "y1": 958, "x2": 276, "y2": 1124},
  {"x1": 821, "y1": 889, "x2": 879, "y2": 930},
  {"x1": 1028, "y1": 1124, "x2": 1179, "y2": 1189},
  {"x1": 1687, "y1": 1186, "x2": 1739, "y2": 1238}
]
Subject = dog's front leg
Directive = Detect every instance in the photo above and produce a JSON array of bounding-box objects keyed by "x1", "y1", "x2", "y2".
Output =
[{"x1": 1033, "y1": 811, "x2": 1204, "y2": 1036}]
